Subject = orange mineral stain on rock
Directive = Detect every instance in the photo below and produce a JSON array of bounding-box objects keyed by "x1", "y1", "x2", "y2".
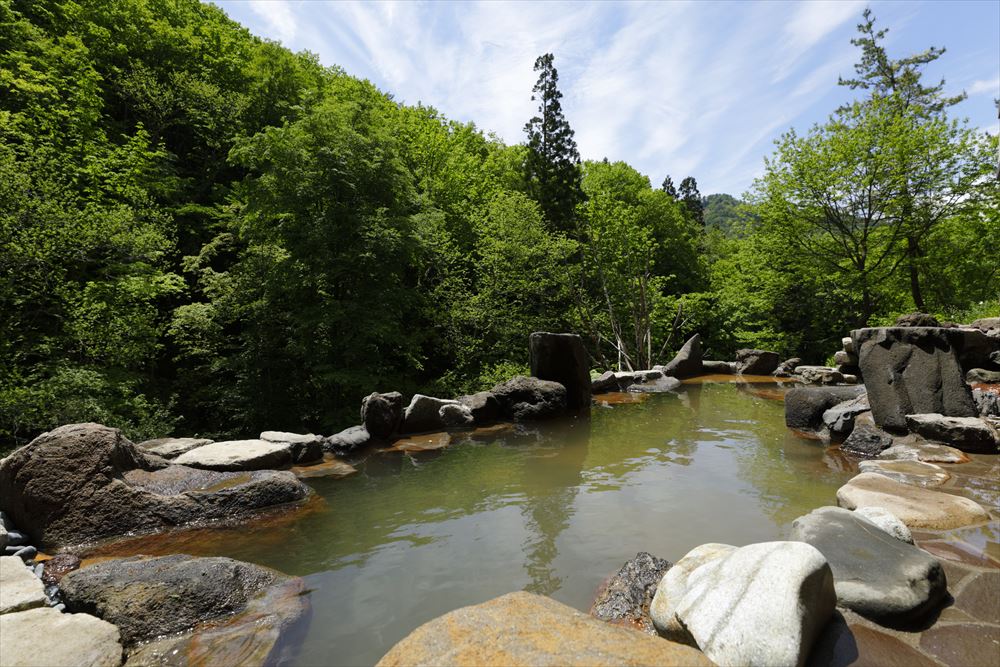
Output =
[
  {"x1": 595, "y1": 392, "x2": 649, "y2": 406},
  {"x1": 291, "y1": 456, "x2": 357, "y2": 479},
  {"x1": 385, "y1": 433, "x2": 451, "y2": 453}
]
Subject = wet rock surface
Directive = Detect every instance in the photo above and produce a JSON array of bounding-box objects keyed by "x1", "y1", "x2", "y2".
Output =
[
  {"x1": 837, "y1": 472, "x2": 990, "y2": 529},
  {"x1": 858, "y1": 459, "x2": 951, "y2": 487},
  {"x1": 590, "y1": 551, "x2": 671, "y2": 634},
  {"x1": 790, "y1": 506, "x2": 947, "y2": 623},
  {"x1": 822, "y1": 394, "x2": 870, "y2": 439},
  {"x1": 376, "y1": 591, "x2": 712, "y2": 667},
  {"x1": 0, "y1": 424, "x2": 310, "y2": 549}
]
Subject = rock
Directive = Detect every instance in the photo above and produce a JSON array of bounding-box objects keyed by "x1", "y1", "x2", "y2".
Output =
[
  {"x1": 840, "y1": 420, "x2": 894, "y2": 457},
  {"x1": 439, "y1": 402, "x2": 475, "y2": 428},
  {"x1": 833, "y1": 350, "x2": 856, "y2": 366},
  {"x1": 973, "y1": 388, "x2": 1000, "y2": 417},
  {"x1": 660, "y1": 334, "x2": 703, "y2": 379},
  {"x1": 853, "y1": 506, "x2": 914, "y2": 544},
  {"x1": 650, "y1": 543, "x2": 736, "y2": 640},
  {"x1": 920, "y1": 623, "x2": 1000, "y2": 667},
  {"x1": 323, "y1": 425, "x2": 371, "y2": 454},
  {"x1": 795, "y1": 366, "x2": 845, "y2": 385},
  {"x1": 651, "y1": 541, "x2": 835, "y2": 667},
  {"x1": 456, "y1": 391, "x2": 501, "y2": 425},
  {"x1": 0, "y1": 606, "x2": 122, "y2": 667},
  {"x1": 490, "y1": 376, "x2": 567, "y2": 421},
  {"x1": 841, "y1": 337, "x2": 856, "y2": 354},
  {"x1": 386, "y1": 433, "x2": 450, "y2": 453},
  {"x1": 136, "y1": 437, "x2": 213, "y2": 459},
  {"x1": 905, "y1": 413, "x2": 999, "y2": 453},
  {"x1": 60, "y1": 554, "x2": 307, "y2": 667},
  {"x1": 878, "y1": 436, "x2": 971, "y2": 463},
  {"x1": 895, "y1": 312, "x2": 941, "y2": 327},
  {"x1": 291, "y1": 457, "x2": 356, "y2": 479},
  {"x1": 11, "y1": 546, "x2": 35, "y2": 561},
  {"x1": 702, "y1": 360, "x2": 734, "y2": 375},
  {"x1": 785, "y1": 386, "x2": 865, "y2": 433},
  {"x1": 858, "y1": 459, "x2": 950, "y2": 487},
  {"x1": 361, "y1": 391, "x2": 404, "y2": 439},
  {"x1": 735, "y1": 348, "x2": 781, "y2": 375},
  {"x1": 851, "y1": 327, "x2": 978, "y2": 432},
  {"x1": 613, "y1": 371, "x2": 638, "y2": 390},
  {"x1": 175, "y1": 439, "x2": 294, "y2": 470},
  {"x1": 590, "y1": 552, "x2": 671, "y2": 635},
  {"x1": 40, "y1": 554, "x2": 81, "y2": 586},
  {"x1": 376, "y1": 591, "x2": 711, "y2": 667},
  {"x1": 967, "y1": 368, "x2": 1000, "y2": 384},
  {"x1": 837, "y1": 472, "x2": 990, "y2": 529},
  {"x1": 529, "y1": 332, "x2": 592, "y2": 411},
  {"x1": 627, "y1": 375, "x2": 682, "y2": 393},
  {"x1": 822, "y1": 394, "x2": 870, "y2": 439},
  {"x1": 259, "y1": 431, "x2": 324, "y2": 463},
  {"x1": 0, "y1": 556, "x2": 48, "y2": 614},
  {"x1": 401, "y1": 394, "x2": 460, "y2": 434},
  {"x1": 790, "y1": 506, "x2": 946, "y2": 623},
  {"x1": 970, "y1": 316, "x2": 1000, "y2": 334},
  {"x1": 774, "y1": 357, "x2": 802, "y2": 377},
  {"x1": 590, "y1": 370, "x2": 619, "y2": 393},
  {"x1": 0, "y1": 524, "x2": 6, "y2": 551},
  {"x1": 0, "y1": 423, "x2": 310, "y2": 549}
]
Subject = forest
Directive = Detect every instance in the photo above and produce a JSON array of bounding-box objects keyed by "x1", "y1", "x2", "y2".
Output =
[{"x1": 1, "y1": 0, "x2": 997, "y2": 446}]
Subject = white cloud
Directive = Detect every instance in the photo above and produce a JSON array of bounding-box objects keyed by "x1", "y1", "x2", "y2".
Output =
[
  {"x1": 247, "y1": 0, "x2": 298, "y2": 43},
  {"x1": 968, "y1": 77, "x2": 1000, "y2": 96}
]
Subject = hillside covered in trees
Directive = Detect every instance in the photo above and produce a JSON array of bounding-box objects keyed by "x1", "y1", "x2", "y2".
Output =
[{"x1": 1, "y1": 0, "x2": 997, "y2": 446}]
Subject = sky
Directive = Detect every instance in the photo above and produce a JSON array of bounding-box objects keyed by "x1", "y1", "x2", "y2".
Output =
[{"x1": 215, "y1": 0, "x2": 1000, "y2": 196}]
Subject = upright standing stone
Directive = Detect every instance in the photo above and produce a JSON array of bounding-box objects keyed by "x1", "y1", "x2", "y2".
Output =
[
  {"x1": 529, "y1": 332, "x2": 591, "y2": 412},
  {"x1": 361, "y1": 391, "x2": 404, "y2": 439},
  {"x1": 852, "y1": 327, "x2": 978, "y2": 432},
  {"x1": 660, "y1": 334, "x2": 703, "y2": 378}
]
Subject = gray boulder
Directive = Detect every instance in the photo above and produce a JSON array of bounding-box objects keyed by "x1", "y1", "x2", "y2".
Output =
[
  {"x1": 175, "y1": 439, "x2": 295, "y2": 470},
  {"x1": 627, "y1": 375, "x2": 682, "y2": 393},
  {"x1": 324, "y1": 425, "x2": 371, "y2": 454},
  {"x1": 785, "y1": 386, "x2": 865, "y2": 433},
  {"x1": 529, "y1": 332, "x2": 591, "y2": 412},
  {"x1": 795, "y1": 366, "x2": 844, "y2": 385},
  {"x1": 970, "y1": 316, "x2": 1000, "y2": 335},
  {"x1": 137, "y1": 437, "x2": 213, "y2": 459},
  {"x1": 973, "y1": 388, "x2": 1000, "y2": 417},
  {"x1": 61, "y1": 555, "x2": 307, "y2": 666},
  {"x1": 660, "y1": 334, "x2": 703, "y2": 379},
  {"x1": 851, "y1": 327, "x2": 978, "y2": 433},
  {"x1": 833, "y1": 350, "x2": 857, "y2": 366},
  {"x1": 259, "y1": 431, "x2": 324, "y2": 463},
  {"x1": 702, "y1": 360, "x2": 734, "y2": 375},
  {"x1": 0, "y1": 424, "x2": 309, "y2": 549},
  {"x1": 490, "y1": 376, "x2": 568, "y2": 421},
  {"x1": 439, "y1": 403, "x2": 475, "y2": 428},
  {"x1": 895, "y1": 312, "x2": 941, "y2": 327},
  {"x1": 0, "y1": 555, "x2": 49, "y2": 614},
  {"x1": 853, "y1": 506, "x2": 914, "y2": 544},
  {"x1": 773, "y1": 357, "x2": 802, "y2": 377},
  {"x1": 821, "y1": 394, "x2": 870, "y2": 439},
  {"x1": 590, "y1": 370, "x2": 619, "y2": 393},
  {"x1": 840, "y1": 412, "x2": 894, "y2": 458},
  {"x1": 590, "y1": 552, "x2": 671, "y2": 635},
  {"x1": 401, "y1": 394, "x2": 459, "y2": 434},
  {"x1": 735, "y1": 348, "x2": 781, "y2": 375},
  {"x1": 967, "y1": 368, "x2": 1000, "y2": 384},
  {"x1": 790, "y1": 506, "x2": 946, "y2": 623},
  {"x1": 0, "y1": 607, "x2": 122, "y2": 667},
  {"x1": 904, "y1": 413, "x2": 998, "y2": 453},
  {"x1": 361, "y1": 391, "x2": 404, "y2": 439},
  {"x1": 457, "y1": 391, "x2": 501, "y2": 425}
]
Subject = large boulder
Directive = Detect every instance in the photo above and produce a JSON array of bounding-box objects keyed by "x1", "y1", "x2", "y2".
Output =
[
  {"x1": 590, "y1": 552, "x2": 671, "y2": 635},
  {"x1": 785, "y1": 386, "x2": 865, "y2": 433},
  {"x1": 529, "y1": 332, "x2": 592, "y2": 412},
  {"x1": 651, "y1": 541, "x2": 835, "y2": 667},
  {"x1": 490, "y1": 376, "x2": 567, "y2": 421},
  {"x1": 895, "y1": 312, "x2": 941, "y2": 327},
  {"x1": 0, "y1": 423, "x2": 310, "y2": 549},
  {"x1": 795, "y1": 366, "x2": 845, "y2": 386},
  {"x1": 323, "y1": 425, "x2": 371, "y2": 455},
  {"x1": 376, "y1": 591, "x2": 711, "y2": 667},
  {"x1": 361, "y1": 391, "x2": 404, "y2": 439},
  {"x1": 904, "y1": 414, "x2": 998, "y2": 453},
  {"x1": 837, "y1": 472, "x2": 990, "y2": 529},
  {"x1": 822, "y1": 394, "x2": 870, "y2": 439},
  {"x1": 0, "y1": 555, "x2": 48, "y2": 614},
  {"x1": 0, "y1": 606, "x2": 122, "y2": 667},
  {"x1": 175, "y1": 439, "x2": 295, "y2": 470},
  {"x1": 790, "y1": 506, "x2": 947, "y2": 623},
  {"x1": 439, "y1": 403, "x2": 475, "y2": 428},
  {"x1": 702, "y1": 360, "x2": 734, "y2": 375},
  {"x1": 457, "y1": 391, "x2": 501, "y2": 425},
  {"x1": 136, "y1": 437, "x2": 212, "y2": 459},
  {"x1": 61, "y1": 554, "x2": 308, "y2": 666},
  {"x1": 660, "y1": 334, "x2": 703, "y2": 379},
  {"x1": 401, "y1": 394, "x2": 461, "y2": 434},
  {"x1": 851, "y1": 327, "x2": 978, "y2": 432},
  {"x1": 840, "y1": 413, "x2": 894, "y2": 458},
  {"x1": 735, "y1": 348, "x2": 781, "y2": 375},
  {"x1": 259, "y1": 431, "x2": 324, "y2": 463},
  {"x1": 590, "y1": 370, "x2": 619, "y2": 393}
]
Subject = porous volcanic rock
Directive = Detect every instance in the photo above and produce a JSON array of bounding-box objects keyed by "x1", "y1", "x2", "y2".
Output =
[
  {"x1": 361, "y1": 391, "x2": 404, "y2": 439},
  {"x1": 785, "y1": 386, "x2": 866, "y2": 433},
  {"x1": 735, "y1": 348, "x2": 781, "y2": 375},
  {"x1": 490, "y1": 376, "x2": 568, "y2": 421},
  {"x1": 376, "y1": 591, "x2": 711, "y2": 667},
  {"x1": 590, "y1": 551, "x2": 671, "y2": 635},
  {"x1": 324, "y1": 425, "x2": 371, "y2": 454},
  {"x1": 822, "y1": 394, "x2": 871, "y2": 439},
  {"x1": 0, "y1": 423, "x2": 309, "y2": 549},
  {"x1": 529, "y1": 332, "x2": 592, "y2": 411},
  {"x1": 457, "y1": 391, "x2": 502, "y2": 425}
]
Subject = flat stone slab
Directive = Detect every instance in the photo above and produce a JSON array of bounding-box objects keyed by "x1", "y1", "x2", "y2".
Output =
[
  {"x1": 837, "y1": 472, "x2": 990, "y2": 529},
  {"x1": 878, "y1": 438, "x2": 971, "y2": 463},
  {"x1": 627, "y1": 376, "x2": 682, "y2": 393},
  {"x1": 0, "y1": 556, "x2": 48, "y2": 614},
  {"x1": 904, "y1": 414, "x2": 998, "y2": 453},
  {"x1": 807, "y1": 615, "x2": 940, "y2": 667},
  {"x1": 376, "y1": 591, "x2": 712, "y2": 667},
  {"x1": 919, "y1": 623, "x2": 1000, "y2": 667},
  {"x1": 175, "y1": 439, "x2": 292, "y2": 471},
  {"x1": 857, "y1": 460, "x2": 950, "y2": 487},
  {"x1": 790, "y1": 507, "x2": 946, "y2": 623},
  {"x1": 0, "y1": 607, "x2": 122, "y2": 667},
  {"x1": 137, "y1": 437, "x2": 213, "y2": 458}
]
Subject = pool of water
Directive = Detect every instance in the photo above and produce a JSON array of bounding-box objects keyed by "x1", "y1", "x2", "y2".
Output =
[{"x1": 96, "y1": 381, "x2": 861, "y2": 665}]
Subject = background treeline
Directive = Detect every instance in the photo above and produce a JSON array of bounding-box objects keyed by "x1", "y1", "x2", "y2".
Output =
[{"x1": 1, "y1": 0, "x2": 997, "y2": 446}]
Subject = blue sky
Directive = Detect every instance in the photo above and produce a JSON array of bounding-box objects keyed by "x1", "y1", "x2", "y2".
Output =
[{"x1": 215, "y1": 0, "x2": 999, "y2": 196}]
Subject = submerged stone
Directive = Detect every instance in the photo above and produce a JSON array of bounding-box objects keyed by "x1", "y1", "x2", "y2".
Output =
[{"x1": 837, "y1": 472, "x2": 990, "y2": 529}]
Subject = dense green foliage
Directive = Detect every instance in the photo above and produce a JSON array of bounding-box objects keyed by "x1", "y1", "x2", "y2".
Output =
[{"x1": 1, "y1": 1, "x2": 996, "y2": 447}]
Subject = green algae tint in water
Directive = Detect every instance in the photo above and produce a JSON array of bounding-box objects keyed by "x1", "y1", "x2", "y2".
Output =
[{"x1": 140, "y1": 382, "x2": 858, "y2": 666}]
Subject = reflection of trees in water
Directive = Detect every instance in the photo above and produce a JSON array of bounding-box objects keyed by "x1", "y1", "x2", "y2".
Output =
[{"x1": 518, "y1": 420, "x2": 590, "y2": 595}]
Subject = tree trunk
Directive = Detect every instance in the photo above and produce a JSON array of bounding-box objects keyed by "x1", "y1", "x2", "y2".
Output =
[{"x1": 907, "y1": 235, "x2": 925, "y2": 312}]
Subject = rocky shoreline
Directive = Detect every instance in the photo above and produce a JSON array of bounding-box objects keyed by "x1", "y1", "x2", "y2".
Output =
[{"x1": 1, "y1": 319, "x2": 997, "y2": 666}]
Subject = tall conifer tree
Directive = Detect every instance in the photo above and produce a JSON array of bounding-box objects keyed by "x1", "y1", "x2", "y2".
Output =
[
  {"x1": 523, "y1": 53, "x2": 584, "y2": 235},
  {"x1": 661, "y1": 175, "x2": 677, "y2": 197},
  {"x1": 678, "y1": 176, "x2": 704, "y2": 226}
]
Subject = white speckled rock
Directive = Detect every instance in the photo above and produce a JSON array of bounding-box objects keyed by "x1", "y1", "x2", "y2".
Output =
[
  {"x1": 0, "y1": 556, "x2": 48, "y2": 614},
  {"x1": 652, "y1": 542, "x2": 835, "y2": 667},
  {"x1": 853, "y1": 506, "x2": 914, "y2": 544},
  {"x1": 0, "y1": 606, "x2": 122, "y2": 666},
  {"x1": 174, "y1": 439, "x2": 292, "y2": 471},
  {"x1": 137, "y1": 437, "x2": 213, "y2": 459}
]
